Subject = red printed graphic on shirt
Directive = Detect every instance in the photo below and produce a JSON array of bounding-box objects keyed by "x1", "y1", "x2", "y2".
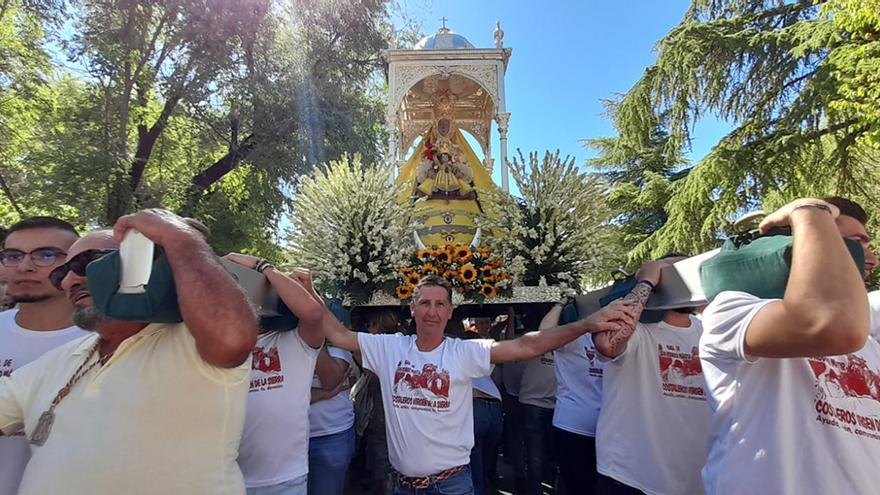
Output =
[
  {"x1": 810, "y1": 354, "x2": 880, "y2": 441},
  {"x1": 391, "y1": 360, "x2": 451, "y2": 411},
  {"x1": 585, "y1": 346, "x2": 603, "y2": 378},
  {"x1": 657, "y1": 344, "x2": 706, "y2": 401},
  {"x1": 249, "y1": 346, "x2": 285, "y2": 392}
]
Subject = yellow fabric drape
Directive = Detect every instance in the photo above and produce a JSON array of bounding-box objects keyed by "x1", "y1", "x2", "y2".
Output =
[{"x1": 396, "y1": 129, "x2": 498, "y2": 246}]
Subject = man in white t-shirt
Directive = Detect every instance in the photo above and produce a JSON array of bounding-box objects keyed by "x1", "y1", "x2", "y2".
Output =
[
  {"x1": 0, "y1": 217, "x2": 88, "y2": 495},
  {"x1": 0, "y1": 209, "x2": 260, "y2": 495},
  {"x1": 593, "y1": 257, "x2": 708, "y2": 495},
  {"x1": 223, "y1": 255, "x2": 342, "y2": 495},
  {"x1": 315, "y1": 274, "x2": 636, "y2": 495},
  {"x1": 548, "y1": 302, "x2": 605, "y2": 495},
  {"x1": 700, "y1": 197, "x2": 880, "y2": 495}
]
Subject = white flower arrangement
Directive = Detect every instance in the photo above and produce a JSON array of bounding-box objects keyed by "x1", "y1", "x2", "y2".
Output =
[
  {"x1": 286, "y1": 154, "x2": 416, "y2": 303},
  {"x1": 478, "y1": 150, "x2": 619, "y2": 292}
]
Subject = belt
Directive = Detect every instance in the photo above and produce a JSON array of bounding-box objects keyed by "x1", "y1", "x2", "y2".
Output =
[{"x1": 393, "y1": 464, "x2": 467, "y2": 489}]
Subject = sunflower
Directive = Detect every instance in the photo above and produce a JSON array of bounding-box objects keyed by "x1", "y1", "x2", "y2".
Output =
[
  {"x1": 455, "y1": 246, "x2": 472, "y2": 262},
  {"x1": 459, "y1": 264, "x2": 477, "y2": 283},
  {"x1": 480, "y1": 266, "x2": 494, "y2": 277},
  {"x1": 420, "y1": 263, "x2": 437, "y2": 275},
  {"x1": 435, "y1": 250, "x2": 451, "y2": 264},
  {"x1": 481, "y1": 284, "x2": 498, "y2": 297},
  {"x1": 406, "y1": 272, "x2": 421, "y2": 286},
  {"x1": 395, "y1": 285, "x2": 413, "y2": 300},
  {"x1": 400, "y1": 266, "x2": 413, "y2": 276},
  {"x1": 483, "y1": 274, "x2": 497, "y2": 283},
  {"x1": 417, "y1": 249, "x2": 433, "y2": 261}
]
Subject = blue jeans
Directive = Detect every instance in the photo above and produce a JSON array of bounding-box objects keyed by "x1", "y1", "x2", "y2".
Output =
[
  {"x1": 522, "y1": 404, "x2": 555, "y2": 495},
  {"x1": 307, "y1": 426, "x2": 355, "y2": 495},
  {"x1": 470, "y1": 398, "x2": 503, "y2": 495},
  {"x1": 247, "y1": 473, "x2": 308, "y2": 495},
  {"x1": 390, "y1": 466, "x2": 475, "y2": 495}
]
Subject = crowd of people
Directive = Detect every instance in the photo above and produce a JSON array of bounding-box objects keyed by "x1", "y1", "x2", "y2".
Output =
[{"x1": 0, "y1": 196, "x2": 878, "y2": 495}]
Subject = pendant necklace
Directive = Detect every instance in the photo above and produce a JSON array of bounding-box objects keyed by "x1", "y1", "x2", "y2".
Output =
[{"x1": 29, "y1": 339, "x2": 105, "y2": 446}]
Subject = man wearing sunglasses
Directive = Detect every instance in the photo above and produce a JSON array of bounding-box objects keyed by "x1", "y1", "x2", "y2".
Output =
[
  {"x1": 0, "y1": 209, "x2": 259, "y2": 495},
  {"x1": 0, "y1": 217, "x2": 87, "y2": 495}
]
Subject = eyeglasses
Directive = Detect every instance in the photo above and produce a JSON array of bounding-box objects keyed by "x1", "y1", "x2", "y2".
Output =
[
  {"x1": 0, "y1": 247, "x2": 67, "y2": 268},
  {"x1": 48, "y1": 249, "x2": 117, "y2": 290}
]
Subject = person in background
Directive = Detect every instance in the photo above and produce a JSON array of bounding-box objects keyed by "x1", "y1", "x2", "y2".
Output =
[
  {"x1": 519, "y1": 304, "x2": 559, "y2": 495},
  {"x1": 467, "y1": 315, "x2": 504, "y2": 495},
  {"x1": 308, "y1": 300, "x2": 357, "y2": 495},
  {"x1": 0, "y1": 217, "x2": 87, "y2": 495},
  {"x1": 550, "y1": 299, "x2": 605, "y2": 495}
]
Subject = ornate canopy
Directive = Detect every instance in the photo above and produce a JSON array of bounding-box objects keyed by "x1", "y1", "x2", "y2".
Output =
[{"x1": 381, "y1": 24, "x2": 513, "y2": 191}]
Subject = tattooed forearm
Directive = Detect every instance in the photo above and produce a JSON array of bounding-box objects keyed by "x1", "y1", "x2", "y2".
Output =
[{"x1": 603, "y1": 281, "x2": 652, "y2": 355}]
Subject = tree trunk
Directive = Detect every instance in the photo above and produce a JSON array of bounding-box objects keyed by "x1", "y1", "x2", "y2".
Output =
[{"x1": 182, "y1": 134, "x2": 257, "y2": 215}]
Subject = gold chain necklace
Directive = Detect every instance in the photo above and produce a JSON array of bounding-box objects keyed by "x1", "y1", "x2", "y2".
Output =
[{"x1": 29, "y1": 339, "x2": 105, "y2": 446}]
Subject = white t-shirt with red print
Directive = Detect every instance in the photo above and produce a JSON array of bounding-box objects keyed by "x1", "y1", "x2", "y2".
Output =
[
  {"x1": 0, "y1": 310, "x2": 87, "y2": 495},
  {"x1": 596, "y1": 318, "x2": 708, "y2": 495},
  {"x1": 700, "y1": 291, "x2": 880, "y2": 495},
  {"x1": 357, "y1": 333, "x2": 493, "y2": 477},
  {"x1": 552, "y1": 333, "x2": 603, "y2": 436},
  {"x1": 238, "y1": 330, "x2": 320, "y2": 488}
]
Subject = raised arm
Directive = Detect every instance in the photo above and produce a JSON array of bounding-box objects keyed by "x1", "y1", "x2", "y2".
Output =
[
  {"x1": 593, "y1": 259, "x2": 673, "y2": 358},
  {"x1": 538, "y1": 303, "x2": 565, "y2": 331},
  {"x1": 490, "y1": 299, "x2": 636, "y2": 364},
  {"x1": 223, "y1": 254, "x2": 327, "y2": 349},
  {"x1": 741, "y1": 199, "x2": 869, "y2": 358},
  {"x1": 289, "y1": 269, "x2": 361, "y2": 353},
  {"x1": 114, "y1": 209, "x2": 258, "y2": 368}
]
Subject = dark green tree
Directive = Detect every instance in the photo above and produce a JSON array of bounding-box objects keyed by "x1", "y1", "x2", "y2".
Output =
[{"x1": 602, "y1": 0, "x2": 880, "y2": 258}]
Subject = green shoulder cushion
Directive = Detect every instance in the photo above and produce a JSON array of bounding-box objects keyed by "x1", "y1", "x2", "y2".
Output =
[
  {"x1": 86, "y1": 249, "x2": 183, "y2": 323},
  {"x1": 700, "y1": 234, "x2": 865, "y2": 302}
]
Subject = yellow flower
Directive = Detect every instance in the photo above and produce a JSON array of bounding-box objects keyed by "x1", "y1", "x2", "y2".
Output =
[
  {"x1": 435, "y1": 250, "x2": 451, "y2": 264},
  {"x1": 455, "y1": 246, "x2": 472, "y2": 262},
  {"x1": 459, "y1": 264, "x2": 477, "y2": 283},
  {"x1": 421, "y1": 263, "x2": 437, "y2": 275},
  {"x1": 481, "y1": 284, "x2": 498, "y2": 297},
  {"x1": 417, "y1": 249, "x2": 433, "y2": 261},
  {"x1": 406, "y1": 272, "x2": 421, "y2": 286},
  {"x1": 396, "y1": 285, "x2": 413, "y2": 300}
]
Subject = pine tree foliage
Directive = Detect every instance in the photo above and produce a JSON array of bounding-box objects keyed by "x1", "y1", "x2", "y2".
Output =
[{"x1": 606, "y1": 0, "x2": 880, "y2": 258}]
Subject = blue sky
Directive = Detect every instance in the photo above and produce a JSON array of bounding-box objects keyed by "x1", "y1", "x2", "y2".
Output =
[{"x1": 394, "y1": 0, "x2": 731, "y2": 184}]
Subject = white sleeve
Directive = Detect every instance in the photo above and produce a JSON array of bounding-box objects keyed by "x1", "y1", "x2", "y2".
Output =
[
  {"x1": 700, "y1": 291, "x2": 777, "y2": 363},
  {"x1": 358, "y1": 333, "x2": 397, "y2": 375},
  {"x1": 454, "y1": 338, "x2": 493, "y2": 379},
  {"x1": 868, "y1": 291, "x2": 880, "y2": 341},
  {"x1": 0, "y1": 362, "x2": 36, "y2": 436},
  {"x1": 327, "y1": 346, "x2": 354, "y2": 365}
]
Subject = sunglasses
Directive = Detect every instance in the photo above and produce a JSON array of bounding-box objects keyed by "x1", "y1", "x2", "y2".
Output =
[
  {"x1": 48, "y1": 249, "x2": 117, "y2": 290},
  {"x1": 0, "y1": 247, "x2": 67, "y2": 268}
]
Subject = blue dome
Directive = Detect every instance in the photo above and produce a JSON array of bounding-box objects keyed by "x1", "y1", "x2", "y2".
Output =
[{"x1": 414, "y1": 28, "x2": 475, "y2": 50}]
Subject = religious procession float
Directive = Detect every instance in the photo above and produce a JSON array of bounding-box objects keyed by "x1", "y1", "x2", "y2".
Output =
[{"x1": 286, "y1": 24, "x2": 621, "y2": 316}]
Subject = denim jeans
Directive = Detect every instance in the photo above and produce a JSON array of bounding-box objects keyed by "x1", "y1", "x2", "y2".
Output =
[
  {"x1": 522, "y1": 403, "x2": 555, "y2": 495},
  {"x1": 247, "y1": 473, "x2": 308, "y2": 495},
  {"x1": 307, "y1": 426, "x2": 355, "y2": 495},
  {"x1": 470, "y1": 398, "x2": 503, "y2": 495},
  {"x1": 500, "y1": 390, "x2": 526, "y2": 492},
  {"x1": 390, "y1": 466, "x2": 475, "y2": 495}
]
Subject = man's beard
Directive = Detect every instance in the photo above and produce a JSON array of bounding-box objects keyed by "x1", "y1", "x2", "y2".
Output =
[
  {"x1": 71, "y1": 305, "x2": 108, "y2": 330},
  {"x1": 12, "y1": 293, "x2": 53, "y2": 304}
]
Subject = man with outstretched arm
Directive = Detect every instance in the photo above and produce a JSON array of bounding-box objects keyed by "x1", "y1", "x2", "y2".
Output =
[
  {"x1": 0, "y1": 209, "x2": 259, "y2": 495},
  {"x1": 699, "y1": 197, "x2": 880, "y2": 495},
  {"x1": 288, "y1": 273, "x2": 635, "y2": 495}
]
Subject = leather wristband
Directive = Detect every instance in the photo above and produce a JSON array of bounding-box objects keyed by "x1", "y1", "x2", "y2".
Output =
[{"x1": 255, "y1": 259, "x2": 274, "y2": 274}]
